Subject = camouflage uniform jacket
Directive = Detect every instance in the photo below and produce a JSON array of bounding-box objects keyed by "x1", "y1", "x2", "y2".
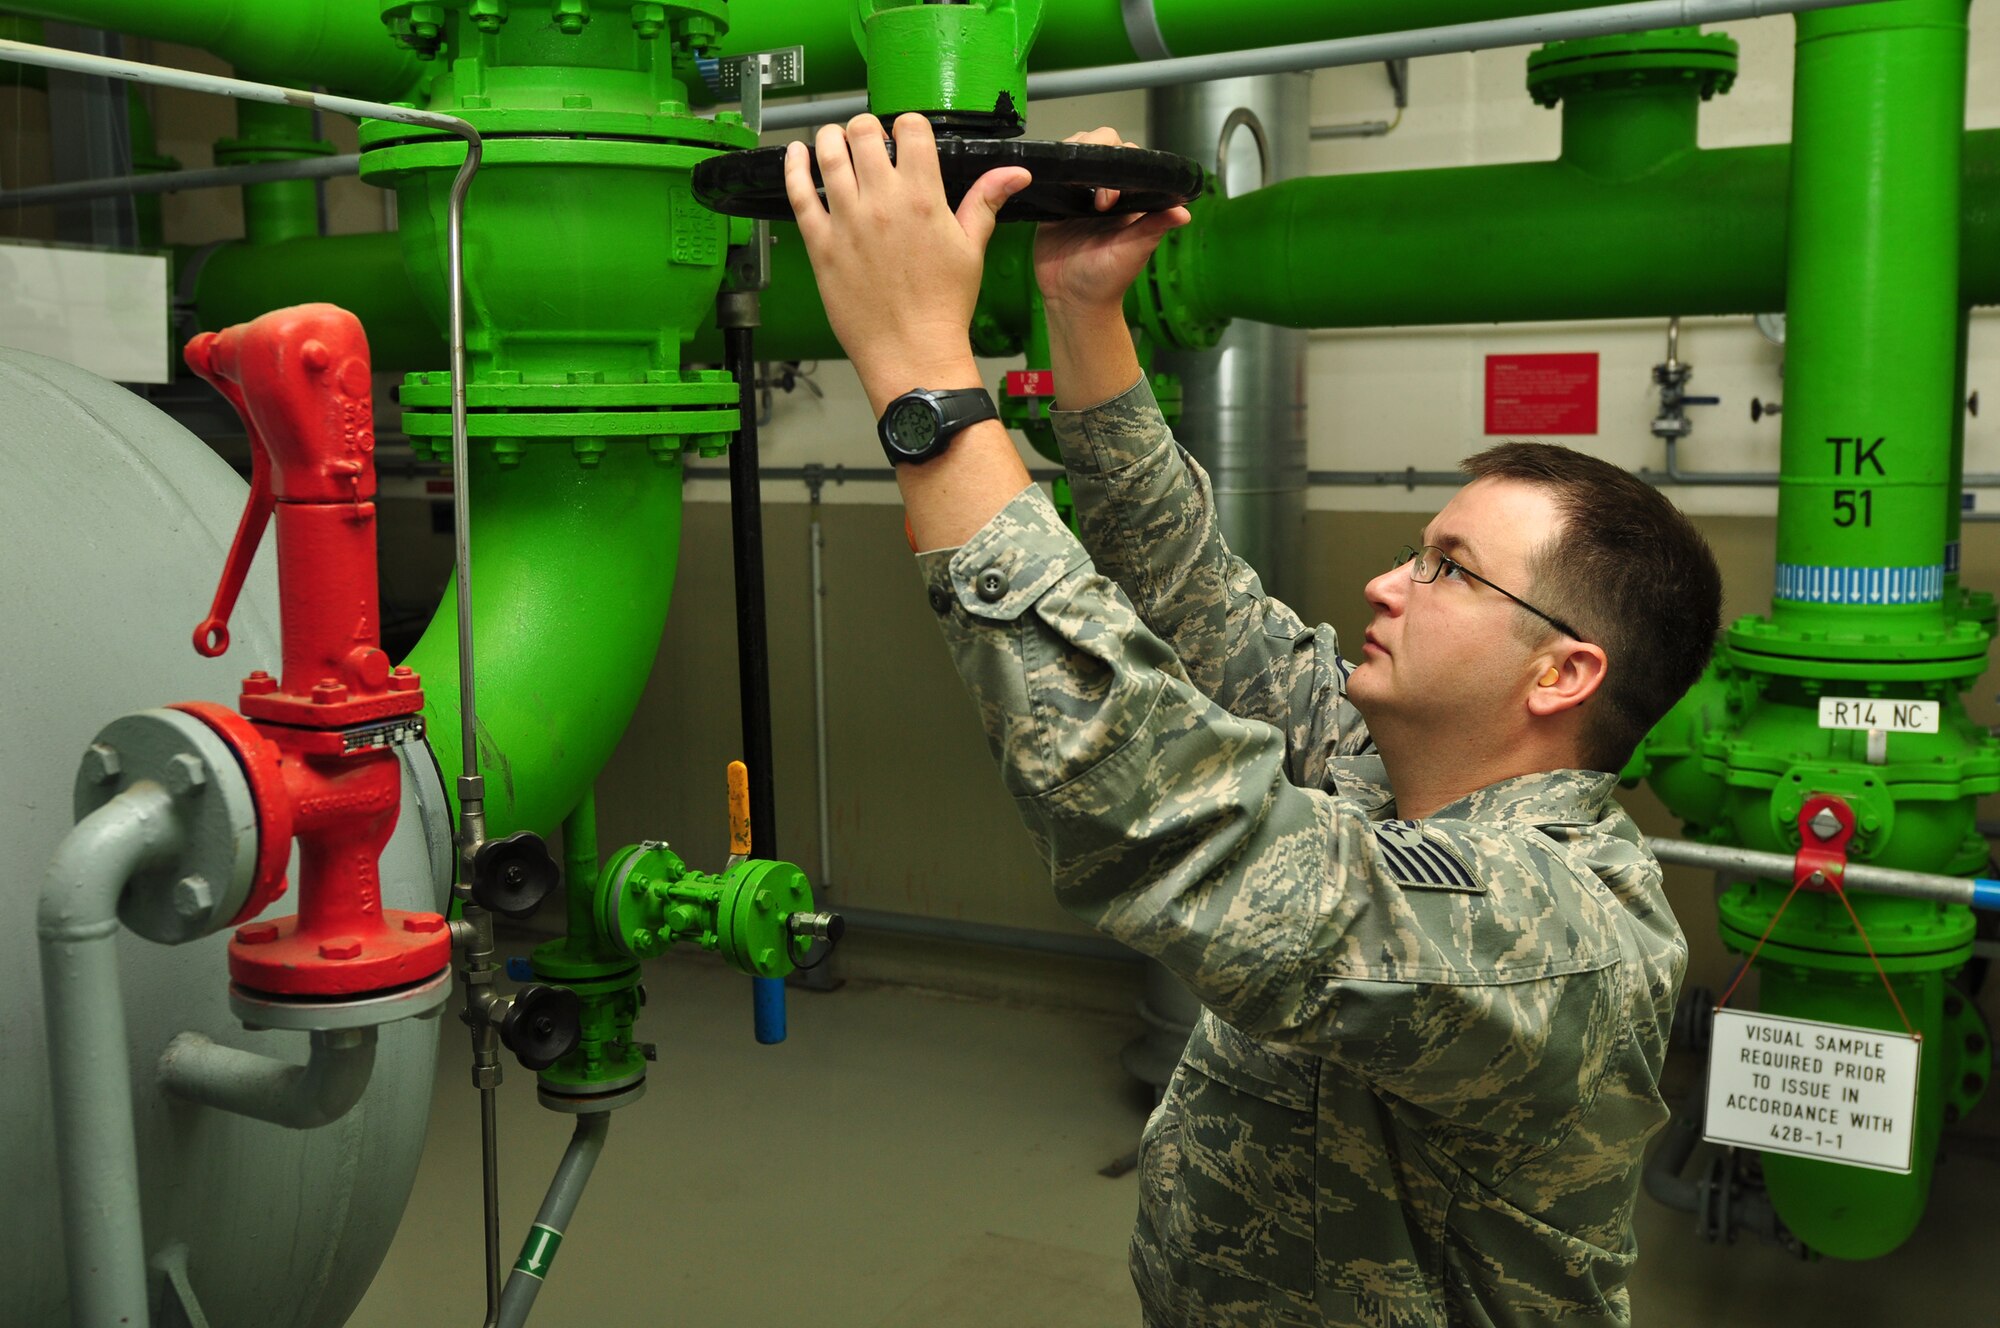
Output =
[{"x1": 915, "y1": 378, "x2": 1687, "y2": 1328}]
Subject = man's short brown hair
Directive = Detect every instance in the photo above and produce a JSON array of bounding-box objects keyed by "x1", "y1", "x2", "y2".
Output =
[{"x1": 1462, "y1": 442, "x2": 1722, "y2": 773}]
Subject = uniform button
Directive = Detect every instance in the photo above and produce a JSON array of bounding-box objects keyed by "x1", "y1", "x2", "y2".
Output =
[
  {"x1": 976, "y1": 569, "x2": 1009, "y2": 602},
  {"x1": 928, "y1": 586, "x2": 954, "y2": 616}
]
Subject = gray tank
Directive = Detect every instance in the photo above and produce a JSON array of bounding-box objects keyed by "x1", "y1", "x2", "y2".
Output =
[{"x1": 1, "y1": 345, "x2": 449, "y2": 1326}]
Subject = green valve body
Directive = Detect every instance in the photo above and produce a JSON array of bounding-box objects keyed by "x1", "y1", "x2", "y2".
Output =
[
  {"x1": 1634, "y1": 2, "x2": 1991, "y2": 1259},
  {"x1": 596, "y1": 842, "x2": 816, "y2": 980},
  {"x1": 857, "y1": 0, "x2": 1044, "y2": 136},
  {"x1": 364, "y1": 0, "x2": 755, "y2": 469}
]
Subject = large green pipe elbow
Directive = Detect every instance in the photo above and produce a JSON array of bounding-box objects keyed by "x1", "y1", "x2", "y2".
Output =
[
  {"x1": 6, "y1": 0, "x2": 420, "y2": 101},
  {"x1": 402, "y1": 443, "x2": 683, "y2": 841}
]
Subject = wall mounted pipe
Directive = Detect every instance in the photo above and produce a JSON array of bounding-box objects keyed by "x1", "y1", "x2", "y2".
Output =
[
  {"x1": 4, "y1": 0, "x2": 420, "y2": 100},
  {"x1": 158, "y1": 1028, "x2": 379, "y2": 1129},
  {"x1": 0, "y1": 151, "x2": 360, "y2": 208},
  {"x1": 38, "y1": 783, "x2": 187, "y2": 1328},
  {"x1": 494, "y1": 1112, "x2": 610, "y2": 1328},
  {"x1": 1647, "y1": 836, "x2": 2000, "y2": 912}
]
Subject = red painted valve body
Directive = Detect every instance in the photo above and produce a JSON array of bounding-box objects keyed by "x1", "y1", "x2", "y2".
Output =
[{"x1": 181, "y1": 304, "x2": 448, "y2": 996}]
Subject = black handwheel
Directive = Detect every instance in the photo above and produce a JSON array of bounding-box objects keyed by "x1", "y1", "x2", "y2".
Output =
[
  {"x1": 470, "y1": 830, "x2": 560, "y2": 920},
  {"x1": 692, "y1": 137, "x2": 1205, "y2": 224},
  {"x1": 501, "y1": 983, "x2": 582, "y2": 1071}
]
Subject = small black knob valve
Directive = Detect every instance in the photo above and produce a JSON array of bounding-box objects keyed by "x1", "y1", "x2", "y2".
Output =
[
  {"x1": 470, "y1": 831, "x2": 560, "y2": 919},
  {"x1": 500, "y1": 984, "x2": 582, "y2": 1071}
]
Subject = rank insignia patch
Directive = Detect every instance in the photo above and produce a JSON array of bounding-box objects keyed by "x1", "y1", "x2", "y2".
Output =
[{"x1": 1372, "y1": 820, "x2": 1479, "y2": 890}]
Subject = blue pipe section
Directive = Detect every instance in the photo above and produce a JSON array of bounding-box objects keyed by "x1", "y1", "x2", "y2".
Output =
[
  {"x1": 1973, "y1": 879, "x2": 2000, "y2": 912},
  {"x1": 753, "y1": 977, "x2": 787, "y2": 1044}
]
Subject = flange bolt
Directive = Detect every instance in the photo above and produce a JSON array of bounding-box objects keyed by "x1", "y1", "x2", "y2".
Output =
[{"x1": 1809, "y1": 807, "x2": 1841, "y2": 841}]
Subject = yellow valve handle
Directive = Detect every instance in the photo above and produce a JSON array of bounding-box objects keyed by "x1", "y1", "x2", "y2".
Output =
[{"x1": 727, "y1": 760, "x2": 752, "y2": 858}]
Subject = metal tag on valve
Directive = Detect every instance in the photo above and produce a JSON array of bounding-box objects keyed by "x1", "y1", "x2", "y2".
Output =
[
  {"x1": 339, "y1": 715, "x2": 427, "y2": 754},
  {"x1": 1816, "y1": 697, "x2": 1940, "y2": 734},
  {"x1": 1704, "y1": 1009, "x2": 1920, "y2": 1174}
]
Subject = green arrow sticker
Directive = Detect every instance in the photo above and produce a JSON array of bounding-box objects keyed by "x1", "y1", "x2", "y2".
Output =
[{"x1": 513, "y1": 1223, "x2": 563, "y2": 1281}]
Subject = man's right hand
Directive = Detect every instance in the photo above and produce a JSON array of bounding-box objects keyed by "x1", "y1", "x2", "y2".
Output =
[{"x1": 1033, "y1": 127, "x2": 1191, "y2": 321}]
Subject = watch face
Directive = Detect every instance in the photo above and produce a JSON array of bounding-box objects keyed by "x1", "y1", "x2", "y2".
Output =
[{"x1": 890, "y1": 399, "x2": 940, "y2": 453}]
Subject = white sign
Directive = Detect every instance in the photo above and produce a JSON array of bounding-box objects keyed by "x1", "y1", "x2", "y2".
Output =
[
  {"x1": 1705, "y1": 1008, "x2": 1920, "y2": 1174},
  {"x1": 0, "y1": 242, "x2": 169, "y2": 384},
  {"x1": 1817, "y1": 696, "x2": 1940, "y2": 734}
]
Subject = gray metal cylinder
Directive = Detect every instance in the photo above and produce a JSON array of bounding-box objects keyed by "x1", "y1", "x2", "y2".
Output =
[
  {"x1": 1, "y1": 345, "x2": 447, "y2": 1327},
  {"x1": 1124, "y1": 74, "x2": 1312, "y2": 1090}
]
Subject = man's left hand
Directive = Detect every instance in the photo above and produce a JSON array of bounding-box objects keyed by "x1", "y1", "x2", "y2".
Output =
[{"x1": 783, "y1": 113, "x2": 1031, "y2": 413}]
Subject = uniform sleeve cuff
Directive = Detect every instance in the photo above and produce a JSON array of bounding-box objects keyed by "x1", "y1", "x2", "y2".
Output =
[
  {"x1": 914, "y1": 483, "x2": 1090, "y2": 624},
  {"x1": 1047, "y1": 374, "x2": 1171, "y2": 475}
]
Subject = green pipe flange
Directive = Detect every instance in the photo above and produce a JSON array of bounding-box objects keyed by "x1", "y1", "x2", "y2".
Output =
[
  {"x1": 1941, "y1": 984, "x2": 1991, "y2": 1125},
  {"x1": 715, "y1": 859, "x2": 814, "y2": 978},
  {"x1": 1131, "y1": 194, "x2": 1226, "y2": 352},
  {"x1": 359, "y1": 131, "x2": 750, "y2": 178},
  {"x1": 1526, "y1": 27, "x2": 1740, "y2": 107},
  {"x1": 382, "y1": 0, "x2": 730, "y2": 58},
  {"x1": 1719, "y1": 889, "x2": 1975, "y2": 968},
  {"x1": 1722, "y1": 616, "x2": 1992, "y2": 682},
  {"x1": 399, "y1": 371, "x2": 738, "y2": 410}
]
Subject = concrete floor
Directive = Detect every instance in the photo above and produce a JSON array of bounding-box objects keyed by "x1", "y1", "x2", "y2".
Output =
[{"x1": 348, "y1": 953, "x2": 2000, "y2": 1328}]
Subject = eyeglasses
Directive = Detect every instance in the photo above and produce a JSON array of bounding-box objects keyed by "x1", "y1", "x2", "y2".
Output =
[{"x1": 1392, "y1": 545, "x2": 1588, "y2": 643}]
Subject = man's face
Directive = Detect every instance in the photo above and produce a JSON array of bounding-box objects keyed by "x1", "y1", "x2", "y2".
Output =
[{"x1": 1345, "y1": 478, "x2": 1565, "y2": 736}]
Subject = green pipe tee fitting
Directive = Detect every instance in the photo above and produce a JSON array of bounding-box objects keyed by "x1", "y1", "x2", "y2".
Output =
[{"x1": 858, "y1": 0, "x2": 1044, "y2": 136}]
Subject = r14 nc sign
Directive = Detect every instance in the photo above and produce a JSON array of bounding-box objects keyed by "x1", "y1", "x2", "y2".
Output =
[{"x1": 1817, "y1": 696, "x2": 1940, "y2": 734}]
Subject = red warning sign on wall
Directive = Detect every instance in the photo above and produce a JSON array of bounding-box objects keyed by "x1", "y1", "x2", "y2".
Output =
[{"x1": 1484, "y1": 352, "x2": 1600, "y2": 435}]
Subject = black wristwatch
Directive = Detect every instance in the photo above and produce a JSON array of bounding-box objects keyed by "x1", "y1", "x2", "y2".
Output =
[{"x1": 877, "y1": 387, "x2": 999, "y2": 466}]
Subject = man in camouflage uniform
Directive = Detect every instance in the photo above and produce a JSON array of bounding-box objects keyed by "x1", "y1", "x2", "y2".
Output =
[{"x1": 783, "y1": 116, "x2": 1723, "y2": 1327}]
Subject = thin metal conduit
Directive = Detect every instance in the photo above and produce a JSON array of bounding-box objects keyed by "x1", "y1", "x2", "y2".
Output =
[
  {"x1": 0, "y1": 152, "x2": 361, "y2": 207},
  {"x1": 1646, "y1": 836, "x2": 2000, "y2": 911},
  {"x1": 760, "y1": 0, "x2": 1880, "y2": 130}
]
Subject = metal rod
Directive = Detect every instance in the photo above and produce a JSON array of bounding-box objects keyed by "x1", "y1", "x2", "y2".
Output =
[
  {"x1": 1309, "y1": 120, "x2": 1393, "y2": 139},
  {"x1": 481, "y1": 1082, "x2": 502, "y2": 1326},
  {"x1": 495, "y1": 1113, "x2": 611, "y2": 1327},
  {"x1": 0, "y1": 151, "x2": 360, "y2": 206},
  {"x1": 157, "y1": 1027, "x2": 378, "y2": 1129},
  {"x1": 39, "y1": 784, "x2": 186, "y2": 1328},
  {"x1": 759, "y1": 0, "x2": 1880, "y2": 131},
  {"x1": 837, "y1": 904, "x2": 1143, "y2": 964},
  {"x1": 1646, "y1": 835, "x2": 2000, "y2": 911}
]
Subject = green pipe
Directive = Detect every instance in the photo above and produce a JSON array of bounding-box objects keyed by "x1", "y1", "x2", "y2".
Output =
[
  {"x1": 4, "y1": 0, "x2": 421, "y2": 100},
  {"x1": 220, "y1": 99, "x2": 332, "y2": 246},
  {"x1": 717, "y1": 0, "x2": 1627, "y2": 99},
  {"x1": 190, "y1": 231, "x2": 445, "y2": 371},
  {"x1": 1771, "y1": 0, "x2": 1966, "y2": 637},
  {"x1": 563, "y1": 789, "x2": 601, "y2": 947},
  {"x1": 402, "y1": 443, "x2": 683, "y2": 842}
]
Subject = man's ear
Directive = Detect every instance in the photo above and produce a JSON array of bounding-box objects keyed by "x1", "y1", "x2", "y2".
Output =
[{"x1": 1526, "y1": 641, "x2": 1608, "y2": 718}]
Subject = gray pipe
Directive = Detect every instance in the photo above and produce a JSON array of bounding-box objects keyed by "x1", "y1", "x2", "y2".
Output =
[
  {"x1": 157, "y1": 1028, "x2": 378, "y2": 1130},
  {"x1": 495, "y1": 1112, "x2": 611, "y2": 1328},
  {"x1": 1645, "y1": 835, "x2": 2000, "y2": 910},
  {"x1": 0, "y1": 152, "x2": 361, "y2": 207},
  {"x1": 837, "y1": 904, "x2": 1142, "y2": 964},
  {"x1": 39, "y1": 783, "x2": 186, "y2": 1328},
  {"x1": 760, "y1": 0, "x2": 1879, "y2": 131}
]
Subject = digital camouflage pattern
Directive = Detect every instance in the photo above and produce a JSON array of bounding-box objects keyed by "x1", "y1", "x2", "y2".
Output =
[{"x1": 914, "y1": 378, "x2": 1688, "y2": 1327}]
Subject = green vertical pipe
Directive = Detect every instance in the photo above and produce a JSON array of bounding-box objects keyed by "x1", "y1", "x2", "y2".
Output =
[
  {"x1": 4, "y1": 0, "x2": 420, "y2": 99},
  {"x1": 401, "y1": 443, "x2": 683, "y2": 841},
  {"x1": 1770, "y1": 0, "x2": 1966, "y2": 637},
  {"x1": 563, "y1": 789, "x2": 599, "y2": 945},
  {"x1": 223, "y1": 100, "x2": 328, "y2": 246},
  {"x1": 718, "y1": 0, "x2": 1640, "y2": 99},
  {"x1": 1557, "y1": 81, "x2": 1700, "y2": 180}
]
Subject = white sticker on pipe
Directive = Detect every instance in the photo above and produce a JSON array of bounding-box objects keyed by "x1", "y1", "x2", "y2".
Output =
[
  {"x1": 1704, "y1": 1008, "x2": 1920, "y2": 1174},
  {"x1": 1817, "y1": 697, "x2": 1939, "y2": 734}
]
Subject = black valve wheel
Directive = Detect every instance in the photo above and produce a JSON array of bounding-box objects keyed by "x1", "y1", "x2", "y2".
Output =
[
  {"x1": 470, "y1": 830, "x2": 561, "y2": 920},
  {"x1": 692, "y1": 137, "x2": 1205, "y2": 225},
  {"x1": 501, "y1": 983, "x2": 582, "y2": 1071}
]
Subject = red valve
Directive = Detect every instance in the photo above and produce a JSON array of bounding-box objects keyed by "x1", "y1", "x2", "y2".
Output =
[
  {"x1": 178, "y1": 305, "x2": 447, "y2": 998},
  {"x1": 1795, "y1": 793, "x2": 1856, "y2": 894}
]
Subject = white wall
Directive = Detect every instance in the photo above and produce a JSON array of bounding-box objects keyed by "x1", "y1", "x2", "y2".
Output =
[{"x1": 735, "y1": 11, "x2": 2000, "y2": 518}]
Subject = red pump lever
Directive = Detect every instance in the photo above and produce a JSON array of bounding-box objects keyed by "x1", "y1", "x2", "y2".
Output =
[{"x1": 189, "y1": 367, "x2": 273, "y2": 658}]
